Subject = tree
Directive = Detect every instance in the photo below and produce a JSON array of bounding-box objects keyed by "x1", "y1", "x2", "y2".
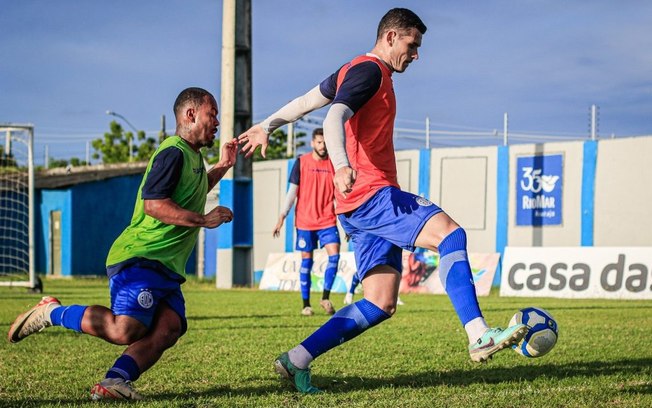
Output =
[
  {"x1": 92, "y1": 121, "x2": 156, "y2": 164},
  {"x1": 0, "y1": 146, "x2": 18, "y2": 168}
]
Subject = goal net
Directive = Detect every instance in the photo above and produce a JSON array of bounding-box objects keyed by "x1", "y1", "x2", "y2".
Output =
[{"x1": 0, "y1": 124, "x2": 39, "y2": 291}]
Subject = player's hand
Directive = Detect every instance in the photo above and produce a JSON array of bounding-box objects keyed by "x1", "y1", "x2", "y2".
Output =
[
  {"x1": 334, "y1": 166, "x2": 357, "y2": 197},
  {"x1": 237, "y1": 124, "x2": 269, "y2": 159},
  {"x1": 272, "y1": 216, "x2": 285, "y2": 238},
  {"x1": 218, "y1": 139, "x2": 238, "y2": 168},
  {"x1": 203, "y1": 206, "x2": 233, "y2": 228}
]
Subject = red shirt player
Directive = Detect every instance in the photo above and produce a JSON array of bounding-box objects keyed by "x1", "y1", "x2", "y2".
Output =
[
  {"x1": 239, "y1": 8, "x2": 527, "y2": 394},
  {"x1": 273, "y1": 128, "x2": 341, "y2": 317}
]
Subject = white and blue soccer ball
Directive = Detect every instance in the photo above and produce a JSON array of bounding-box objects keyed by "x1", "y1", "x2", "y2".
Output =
[{"x1": 509, "y1": 307, "x2": 558, "y2": 358}]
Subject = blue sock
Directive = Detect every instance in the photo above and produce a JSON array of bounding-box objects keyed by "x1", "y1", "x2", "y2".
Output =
[
  {"x1": 105, "y1": 354, "x2": 141, "y2": 382},
  {"x1": 323, "y1": 255, "x2": 339, "y2": 291},
  {"x1": 300, "y1": 298, "x2": 390, "y2": 359},
  {"x1": 349, "y1": 274, "x2": 360, "y2": 294},
  {"x1": 438, "y1": 228, "x2": 482, "y2": 326},
  {"x1": 299, "y1": 258, "x2": 313, "y2": 301},
  {"x1": 50, "y1": 305, "x2": 87, "y2": 333}
]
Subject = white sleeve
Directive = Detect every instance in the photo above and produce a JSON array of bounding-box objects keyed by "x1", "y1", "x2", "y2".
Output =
[
  {"x1": 323, "y1": 103, "x2": 354, "y2": 170},
  {"x1": 260, "y1": 85, "x2": 331, "y2": 134},
  {"x1": 280, "y1": 183, "x2": 299, "y2": 217}
]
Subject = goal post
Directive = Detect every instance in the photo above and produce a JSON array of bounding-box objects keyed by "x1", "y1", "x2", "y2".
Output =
[{"x1": 0, "y1": 123, "x2": 40, "y2": 292}]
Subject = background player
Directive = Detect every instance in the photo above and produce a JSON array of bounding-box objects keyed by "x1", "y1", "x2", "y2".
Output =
[
  {"x1": 8, "y1": 87, "x2": 237, "y2": 400},
  {"x1": 273, "y1": 128, "x2": 341, "y2": 316},
  {"x1": 239, "y1": 8, "x2": 527, "y2": 393}
]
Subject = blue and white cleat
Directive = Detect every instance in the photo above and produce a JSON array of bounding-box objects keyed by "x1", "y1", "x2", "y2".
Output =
[
  {"x1": 468, "y1": 324, "x2": 528, "y2": 363},
  {"x1": 274, "y1": 352, "x2": 321, "y2": 394}
]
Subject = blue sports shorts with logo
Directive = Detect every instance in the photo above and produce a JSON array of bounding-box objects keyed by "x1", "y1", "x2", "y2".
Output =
[
  {"x1": 295, "y1": 225, "x2": 340, "y2": 252},
  {"x1": 338, "y1": 186, "x2": 442, "y2": 280},
  {"x1": 109, "y1": 264, "x2": 187, "y2": 335}
]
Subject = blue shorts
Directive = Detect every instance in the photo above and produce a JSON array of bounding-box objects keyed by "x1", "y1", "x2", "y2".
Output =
[
  {"x1": 295, "y1": 226, "x2": 340, "y2": 252},
  {"x1": 338, "y1": 186, "x2": 442, "y2": 279},
  {"x1": 109, "y1": 265, "x2": 187, "y2": 335}
]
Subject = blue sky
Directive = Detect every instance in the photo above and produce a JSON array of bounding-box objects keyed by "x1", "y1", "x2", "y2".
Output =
[{"x1": 1, "y1": 1, "x2": 650, "y2": 164}]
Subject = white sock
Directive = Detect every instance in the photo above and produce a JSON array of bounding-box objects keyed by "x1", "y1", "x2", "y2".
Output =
[
  {"x1": 464, "y1": 317, "x2": 489, "y2": 344},
  {"x1": 288, "y1": 344, "x2": 313, "y2": 369}
]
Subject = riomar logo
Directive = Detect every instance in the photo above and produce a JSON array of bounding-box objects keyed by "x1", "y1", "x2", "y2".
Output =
[{"x1": 137, "y1": 289, "x2": 154, "y2": 309}]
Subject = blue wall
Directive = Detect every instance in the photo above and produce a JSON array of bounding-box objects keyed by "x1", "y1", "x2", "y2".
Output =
[
  {"x1": 37, "y1": 175, "x2": 199, "y2": 277},
  {"x1": 71, "y1": 176, "x2": 141, "y2": 275},
  {"x1": 36, "y1": 189, "x2": 72, "y2": 275},
  {"x1": 36, "y1": 176, "x2": 141, "y2": 276}
]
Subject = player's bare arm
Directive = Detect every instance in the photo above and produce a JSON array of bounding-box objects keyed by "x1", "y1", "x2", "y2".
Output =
[
  {"x1": 272, "y1": 215, "x2": 285, "y2": 238},
  {"x1": 207, "y1": 139, "x2": 238, "y2": 190},
  {"x1": 273, "y1": 183, "x2": 298, "y2": 238},
  {"x1": 144, "y1": 199, "x2": 233, "y2": 228},
  {"x1": 238, "y1": 85, "x2": 332, "y2": 158}
]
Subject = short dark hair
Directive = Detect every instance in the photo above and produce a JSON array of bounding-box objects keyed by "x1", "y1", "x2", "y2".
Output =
[
  {"x1": 376, "y1": 8, "x2": 427, "y2": 40},
  {"x1": 312, "y1": 128, "x2": 324, "y2": 139},
  {"x1": 173, "y1": 87, "x2": 213, "y2": 117}
]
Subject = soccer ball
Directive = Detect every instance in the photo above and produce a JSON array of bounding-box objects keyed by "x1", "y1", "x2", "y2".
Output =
[{"x1": 509, "y1": 307, "x2": 558, "y2": 358}]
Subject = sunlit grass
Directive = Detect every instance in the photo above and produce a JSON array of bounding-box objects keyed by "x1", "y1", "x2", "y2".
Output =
[{"x1": 1, "y1": 278, "x2": 651, "y2": 407}]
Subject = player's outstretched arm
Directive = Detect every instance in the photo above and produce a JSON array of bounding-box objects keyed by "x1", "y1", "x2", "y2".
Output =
[
  {"x1": 238, "y1": 124, "x2": 269, "y2": 159},
  {"x1": 144, "y1": 199, "x2": 233, "y2": 228},
  {"x1": 237, "y1": 85, "x2": 332, "y2": 158},
  {"x1": 207, "y1": 139, "x2": 238, "y2": 190}
]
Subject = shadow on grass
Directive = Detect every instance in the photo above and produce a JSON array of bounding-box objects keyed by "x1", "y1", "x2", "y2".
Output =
[
  {"x1": 188, "y1": 314, "x2": 283, "y2": 321},
  {"x1": 6, "y1": 357, "x2": 651, "y2": 406},
  {"x1": 313, "y1": 357, "x2": 652, "y2": 394}
]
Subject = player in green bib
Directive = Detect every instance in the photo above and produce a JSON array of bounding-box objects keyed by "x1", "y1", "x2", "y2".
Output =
[{"x1": 8, "y1": 87, "x2": 237, "y2": 400}]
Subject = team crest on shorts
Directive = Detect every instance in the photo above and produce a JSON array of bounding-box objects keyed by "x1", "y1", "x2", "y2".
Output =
[
  {"x1": 137, "y1": 289, "x2": 154, "y2": 309},
  {"x1": 298, "y1": 238, "x2": 307, "y2": 249},
  {"x1": 416, "y1": 196, "x2": 434, "y2": 207}
]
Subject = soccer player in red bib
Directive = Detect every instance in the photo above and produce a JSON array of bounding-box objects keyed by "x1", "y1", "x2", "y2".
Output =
[
  {"x1": 239, "y1": 8, "x2": 527, "y2": 394},
  {"x1": 273, "y1": 128, "x2": 341, "y2": 316}
]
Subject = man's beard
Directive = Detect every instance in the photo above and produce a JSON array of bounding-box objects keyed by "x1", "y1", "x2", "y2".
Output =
[{"x1": 314, "y1": 149, "x2": 328, "y2": 159}]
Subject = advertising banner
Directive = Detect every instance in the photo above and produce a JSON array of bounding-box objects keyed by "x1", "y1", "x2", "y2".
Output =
[
  {"x1": 260, "y1": 250, "x2": 499, "y2": 296},
  {"x1": 516, "y1": 154, "x2": 563, "y2": 226},
  {"x1": 500, "y1": 247, "x2": 652, "y2": 299},
  {"x1": 398, "y1": 250, "x2": 499, "y2": 296},
  {"x1": 259, "y1": 250, "x2": 356, "y2": 293}
]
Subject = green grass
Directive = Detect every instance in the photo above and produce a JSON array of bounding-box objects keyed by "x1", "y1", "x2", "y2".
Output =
[{"x1": 1, "y1": 278, "x2": 651, "y2": 407}]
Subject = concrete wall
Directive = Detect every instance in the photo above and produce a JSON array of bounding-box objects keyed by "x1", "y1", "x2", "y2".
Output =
[
  {"x1": 252, "y1": 159, "x2": 287, "y2": 273},
  {"x1": 395, "y1": 149, "x2": 420, "y2": 194},
  {"x1": 507, "y1": 141, "x2": 584, "y2": 247},
  {"x1": 429, "y1": 146, "x2": 498, "y2": 253},
  {"x1": 251, "y1": 136, "x2": 652, "y2": 275},
  {"x1": 594, "y1": 136, "x2": 652, "y2": 245}
]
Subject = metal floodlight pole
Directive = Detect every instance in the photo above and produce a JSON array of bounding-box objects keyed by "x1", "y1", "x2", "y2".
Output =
[
  {"x1": 503, "y1": 112, "x2": 509, "y2": 146},
  {"x1": 287, "y1": 122, "x2": 294, "y2": 157},
  {"x1": 590, "y1": 104, "x2": 598, "y2": 141},
  {"x1": 106, "y1": 110, "x2": 138, "y2": 161},
  {"x1": 425, "y1": 116, "x2": 430, "y2": 149}
]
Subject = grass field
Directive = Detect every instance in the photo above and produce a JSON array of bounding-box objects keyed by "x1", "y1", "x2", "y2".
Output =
[{"x1": 1, "y1": 278, "x2": 651, "y2": 407}]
